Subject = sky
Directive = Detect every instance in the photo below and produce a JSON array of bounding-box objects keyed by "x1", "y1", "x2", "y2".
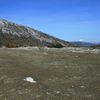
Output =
[{"x1": 0, "y1": 0, "x2": 100, "y2": 42}]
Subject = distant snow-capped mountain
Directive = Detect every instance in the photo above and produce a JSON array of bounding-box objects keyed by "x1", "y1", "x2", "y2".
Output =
[{"x1": 71, "y1": 41, "x2": 100, "y2": 47}]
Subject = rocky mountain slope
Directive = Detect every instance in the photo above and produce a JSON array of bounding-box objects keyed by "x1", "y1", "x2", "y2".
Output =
[{"x1": 0, "y1": 19, "x2": 72, "y2": 48}]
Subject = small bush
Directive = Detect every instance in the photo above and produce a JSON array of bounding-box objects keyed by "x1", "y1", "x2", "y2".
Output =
[
  {"x1": 48, "y1": 43, "x2": 64, "y2": 48},
  {"x1": 5, "y1": 43, "x2": 17, "y2": 48}
]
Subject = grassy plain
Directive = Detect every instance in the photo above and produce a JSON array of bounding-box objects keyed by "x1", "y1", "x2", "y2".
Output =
[{"x1": 0, "y1": 47, "x2": 100, "y2": 100}]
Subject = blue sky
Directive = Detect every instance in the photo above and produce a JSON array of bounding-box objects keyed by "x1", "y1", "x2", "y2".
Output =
[{"x1": 0, "y1": 0, "x2": 100, "y2": 42}]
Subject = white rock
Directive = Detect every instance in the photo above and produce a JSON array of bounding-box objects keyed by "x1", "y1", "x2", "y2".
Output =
[
  {"x1": 55, "y1": 91, "x2": 61, "y2": 94},
  {"x1": 23, "y1": 77, "x2": 37, "y2": 83}
]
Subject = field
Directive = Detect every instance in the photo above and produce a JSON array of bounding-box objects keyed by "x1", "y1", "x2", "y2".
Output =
[{"x1": 0, "y1": 47, "x2": 100, "y2": 100}]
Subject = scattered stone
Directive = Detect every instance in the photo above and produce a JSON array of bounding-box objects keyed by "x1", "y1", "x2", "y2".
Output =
[
  {"x1": 66, "y1": 94, "x2": 70, "y2": 96},
  {"x1": 85, "y1": 94, "x2": 92, "y2": 98},
  {"x1": 67, "y1": 88, "x2": 75, "y2": 93},
  {"x1": 80, "y1": 85, "x2": 86, "y2": 89},
  {"x1": 43, "y1": 52, "x2": 47, "y2": 55},
  {"x1": 55, "y1": 91, "x2": 61, "y2": 94},
  {"x1": 73, "y1": 76, "x2": 81, "y2": 80},
  {"x1": 72, "y1": 85, "x2": 74, "y2": 88},
  {"x1": 36, "y1": 95, "x2": 41, "y2": 98},
  {"x1": 46, "y1": 92, "x2": 51, "y2": 95}
]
